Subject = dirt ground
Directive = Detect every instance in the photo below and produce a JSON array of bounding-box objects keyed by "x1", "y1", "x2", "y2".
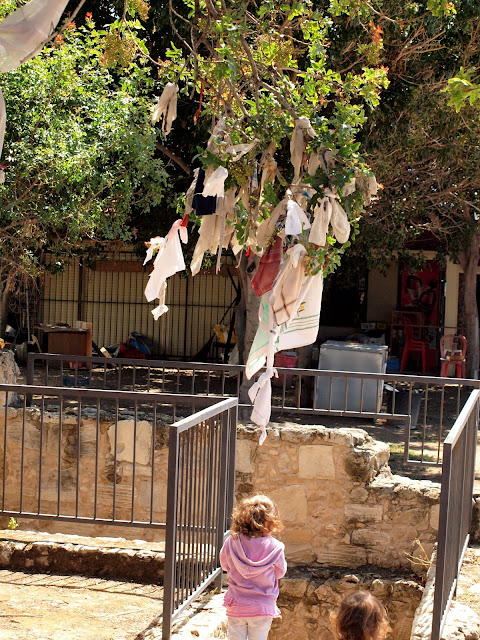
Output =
[
  {"x1": 0, "y1": 570, "x2": 164, "y2": 640},
  {"x1": 454, "y1": 544, "x2": 480, "y2": 618}
]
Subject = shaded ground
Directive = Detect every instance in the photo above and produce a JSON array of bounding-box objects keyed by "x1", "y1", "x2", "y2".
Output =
[{"x1": 0, "y1": 570, "x2": 163, "y2": 640}]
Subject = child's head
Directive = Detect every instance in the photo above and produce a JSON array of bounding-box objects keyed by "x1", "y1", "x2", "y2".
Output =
[
  {"x1": 230, "y1": 494, "x2": 283, "y2": 538},
  {"x1": 335, "y1": 591, "x2": 389, "y2": 640}
]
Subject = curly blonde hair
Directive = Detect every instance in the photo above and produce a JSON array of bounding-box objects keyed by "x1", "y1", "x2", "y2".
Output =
[
  {"x1": 230, "y1": 494, "x2": 283, "y2": 538},
  {"x1": 334, "y1": 591, "x2": 390, "y2": 640}
]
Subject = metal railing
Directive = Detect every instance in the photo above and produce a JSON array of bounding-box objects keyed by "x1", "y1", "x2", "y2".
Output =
[
  {"x1": 163, "y1": 399, "x2": 237, "y2": 640},
  {"x1": 431, "y1": 389, "x2": 479, "y2": 640},
  {"x1": 0, "y1": 382, "x2": 237, "y2": 640},
  {"x1": 27, "y1": 353, "x2": 480, "y2": 466}
]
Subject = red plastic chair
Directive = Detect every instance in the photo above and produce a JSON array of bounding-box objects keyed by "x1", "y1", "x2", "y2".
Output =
[
  {"x1": 400, "y1": 321, "x2": 428, "y2": 373},
  {"x1": 440, "y1": 334, "x2": 467, "y2": 378}
]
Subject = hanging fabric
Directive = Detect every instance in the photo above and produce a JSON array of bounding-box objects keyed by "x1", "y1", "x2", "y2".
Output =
[
  {"x1": 308, "y1": 197, "x2": 332, "y2": 246},
  {"x1": 144, "y1": 219, "x2": 188, "y2": 319},
  {"x1": 151, "y1": 82, "x2": 178, "y2": 135},
  {"x1": 248, "y1": 314, "x2": 279, "y2": 445},
  {"x1": 269, "y1": 244, "x2": 306, "y2": 326},
  {"x1": 0, "y1": 0, "x2": 70, "y2": 72},
  {"x1": 202, "y1": 166, "x2": 228, "y2": 197},
  {"x1": 251, "y1": 236, "x2": 283, "y2": 297},
  {"x1": 290, "y1": 116, "x2": 316, "y2": 184},
  {"x1": 192, "y1": 168, "x2": 217, "y2": 215},
  {"x1": 285, "y1": 200, "x2": 311, "y2": 236}
]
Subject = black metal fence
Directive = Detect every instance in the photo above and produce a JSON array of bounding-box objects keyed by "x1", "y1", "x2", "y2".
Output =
[
  {"x1": 0, "y1": 382, "x2": 237, "y2": 640},
  {"x1": 27, "y1": 353, "x2": 479, "y2": 466},
  {"x1": 163, "y1": 399, "x2": 237, "y2": 640},
  {"x1": 431, "y1": 389, "x2": 479, "y2": 640}
]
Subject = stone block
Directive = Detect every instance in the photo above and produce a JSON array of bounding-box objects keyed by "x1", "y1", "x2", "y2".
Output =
[
  {"x1": 270, "y1": 485, "x2": 308, "y2": 522},
  {"x1": 107, "y1": 420, "x2": 152, "y2": 466},
  {"x1": 235, "y1": 439, "x2": 255, "y2": 474},
  {"x1": 344, "y1": 504, "x2": 383, "y2": 523},
  {"x1": 351, "y1": 529, "x2": 391, "y2": 548},
  {"x1": 316, "y1": 545, "x2": 367, "y2": 567},
  {"x1": 298, "y1": 445, "x2": 335, "y2": 479},
  {"x1": 279, "y1": 578, "x2": 310, "y2": 599},
  {"x1": 285, "y1": 543, "x2": 316, "y2": 565}
]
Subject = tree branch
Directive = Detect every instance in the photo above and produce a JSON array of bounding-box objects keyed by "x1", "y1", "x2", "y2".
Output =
[{"x1": 156, "y1": 143, "x2": 191, "y2": 174}]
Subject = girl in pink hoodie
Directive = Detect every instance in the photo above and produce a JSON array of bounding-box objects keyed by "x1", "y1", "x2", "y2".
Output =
[{"x1": 220, "y1": 495, "x2": 287, "y2": 640}]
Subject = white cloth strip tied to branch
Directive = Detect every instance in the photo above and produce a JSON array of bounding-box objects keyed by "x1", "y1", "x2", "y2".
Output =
[
  {"x1": 309, "y1": 197, "x2": 332, "y2": 246},
  {"x1": 285, "y1": 200, "x2": 311, "y2": 236},
  {"x1": 151, "y1": 82, "x2": 178, "y2": 135},
  {"x1": 248, "y1": 312, "x2": 279, "y2": 445},
  {"x1": 317, "y1": 187, "x2": 351, "y2": 245},
  {"x1": 0, "y1": 0, "x2": 70, "y2": 72},
  {"x1": 144, "y1": 219, "x2": 188, "y2": 320},
  {"x1": 202, "y1": 166, "x2": 228, "y2": 197},
  {"x1": 290, "y1": 116, "x2": 316, "y2": 184}
]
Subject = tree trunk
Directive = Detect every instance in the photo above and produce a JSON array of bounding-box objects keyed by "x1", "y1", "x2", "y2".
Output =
[
  {"x1": 235, "y1": 253, "x2": 261, "y2": 407},
  {"x1": 459, "y1": 234, "x2": 479, "y2": 379},
  {"x1": 0, "y1": 282, "x2": 11, "y2": 337}
]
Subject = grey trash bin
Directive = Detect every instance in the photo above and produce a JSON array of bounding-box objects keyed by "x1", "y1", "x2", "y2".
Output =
[
  {"x1": 386, "y1": 387, "x2": 424, "y2": 428},
  {"x1": 316, "y1": 341, "x2": 388, "y2": 412}
]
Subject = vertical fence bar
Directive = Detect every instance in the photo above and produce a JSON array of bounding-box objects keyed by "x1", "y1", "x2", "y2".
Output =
[
  {"x1": 131, "y1": 399, "x2": 138, "y2": 522},
  {"x1": 215, "y1": 409, "x2": 229, "y2": 589},
  {"x1": 19, "y1": 394, "x2": 26, "y2": 512},
  {"x1": 76, "y1": 397, "x2": 81, "y2": 518},
  {"x1": 37, "y1": 394, "x2": 45, "y2": 514},
  {"x1": 94, "y1": 398, "x2": 100, "y2": 520},
  {"x1": 57, "y1": 395, "x2": 63, "y2": 516},
  {"x1": 2, "y1": 394, "x2": 8, "y2": 511},
  {"x1": 163, "y1": 424, "x2": 180, "y2": 640}
]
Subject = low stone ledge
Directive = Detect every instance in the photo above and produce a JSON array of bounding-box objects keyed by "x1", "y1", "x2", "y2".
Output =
[{"x1": 0, "y1": 529, "x2": 165, "y2": 583}]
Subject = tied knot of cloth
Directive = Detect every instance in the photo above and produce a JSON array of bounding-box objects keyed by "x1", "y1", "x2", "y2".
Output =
[{"x1": 248, "y1": 367, "x2": 278, "y2": 445}]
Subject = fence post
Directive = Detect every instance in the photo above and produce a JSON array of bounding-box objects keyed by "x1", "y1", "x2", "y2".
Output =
[
  {"x1": 26, "y1": 353, "x2": 34, "y2": 407},
  {"x1": 163, "y1": 425, "x2": 180, "y2": 640}
]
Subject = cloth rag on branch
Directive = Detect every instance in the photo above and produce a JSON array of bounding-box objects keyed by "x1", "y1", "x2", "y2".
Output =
[
  {"x1": 151, "y1": 82, "x2": 178, "y2": 135},
  {"x1": 251, "y1": 236, "x2": 283, "y2": 297},
  {"x1": 0, "y1": 0, "x2": 70, "y2": 72},
  {"x1": 0, "y1": 0, "x2": 70, "y2": 178},
  {"x1": 246, "y1": 272, "x2": 323, "y2": 440},
  {"x1": 144, "y1": 220, "x2": 188, "y2": 319}
]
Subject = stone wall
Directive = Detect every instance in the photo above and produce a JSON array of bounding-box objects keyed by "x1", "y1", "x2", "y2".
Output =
[
  {"x1": 0, "y1": 405, "x2": 170, "y2": 541},
  {"x1": 273, "y1": 569, "x2": 423, "y2": 640},
  {"x1": 236, "y1": 423, "x2": 440, "y2": 572},
  {"x1": 0, "y1": 407, "x2": 440, "y2": 570}
]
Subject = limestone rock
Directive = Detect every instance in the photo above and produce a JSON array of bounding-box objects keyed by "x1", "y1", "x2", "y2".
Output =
[{"x1": 442, "y1": 603, "x2": 480, "y2": 640}]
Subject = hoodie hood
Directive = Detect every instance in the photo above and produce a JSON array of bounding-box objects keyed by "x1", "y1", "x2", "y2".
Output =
[
  {"x1": 226, "y1": 534, "x2": 285, "y2": 579},
  {"x1": 220, "y1": 532, "x2": 287, "y2": 613}
]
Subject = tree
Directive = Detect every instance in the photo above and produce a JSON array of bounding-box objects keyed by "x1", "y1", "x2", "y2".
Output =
[
  {"x1": 337, "y1": 2, "x2": 480, "y2": 376},
  {"x1": 0, "y1": 11, "x2": 168, "y2": 329}
]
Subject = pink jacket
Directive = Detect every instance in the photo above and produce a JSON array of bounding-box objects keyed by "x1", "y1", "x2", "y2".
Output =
[{"x1": 219, "y1": 533, "x2": 287, "y2": 617}]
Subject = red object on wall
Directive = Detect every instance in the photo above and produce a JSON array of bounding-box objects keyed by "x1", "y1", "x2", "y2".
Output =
[
  {"x1": 400, "y1": 261, "x2": 440, "y2": 325},
  {"x1": 400, "y1": 261, "x2": 441, "y2": 369}
]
